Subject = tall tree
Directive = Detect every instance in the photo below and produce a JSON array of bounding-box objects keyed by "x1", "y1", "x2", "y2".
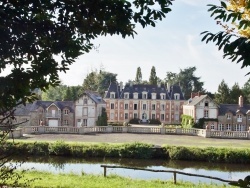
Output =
[
  {"x1": 202, "y1": 1, "x2": 250, "y2": 73},
  {"x1": 135, "y1": 67, "x2": 142, "y2": 84},
  {"x1": 214, "y1": 80, "x2": 231, "y2": 104},
  {"x1": 165, "y1": 67, "x2": 205, "y2": 98},
  {"x1": 242, "y1": 78, "x2": 250, "y2": 103},
  {"x1": 82, "y1": 71, "x2": 99, "y2": 92},
  {"x1": 97, "y1": 71, "x2": 117, "y2": 95},
  {"x1": 149, "y1": 66, "x2": 158, "y2": 85},
  {"x1": 230, "y1": 83, "x2": 243, "y2": 104}
]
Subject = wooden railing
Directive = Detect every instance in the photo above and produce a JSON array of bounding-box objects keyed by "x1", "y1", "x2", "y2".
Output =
[
  {"x1": 100, "y1": 165, "x2": 237, "y2": 185},
  {"x1": 22, "y1": 126, "x2": 250, "y2": 140}
]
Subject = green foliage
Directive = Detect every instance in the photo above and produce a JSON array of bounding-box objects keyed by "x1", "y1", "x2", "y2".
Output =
[
  {"x1": 181, "y1": 115, "x2": 194, "y2": 128},
  {"x1": 214, "y1": 79, "x2": 231, "y2": 104},
  {"x1": 96, "y1": 108, "x2": 108, "y2": 126},
  {"x1": 129, "y1": 118, "x2": 141, "y2": 124},
  {"x1": 202, "y1": 2, "x2": 250, "y2": 74},
  {"x1": 194, "y1": 118, "x2": 218, "y2": 129},
  {"x1": 134, "y1": 67, "x2": 142, "y2": 84},
  {"x1": 1, "y1": 0, "x2": 173, "y2": 112},
  {"x1": 165, "y1": 67, "x2": 205, "y2": 99},
  {"x1": 48, "y1": 141, "x2": 71, "y2": 156},
  {"x1": 149, "y1": 66, "x2": 158, "y2": 85},
  {"x1": 148, "y1": 119, "x2": 161, "y2": 125}
]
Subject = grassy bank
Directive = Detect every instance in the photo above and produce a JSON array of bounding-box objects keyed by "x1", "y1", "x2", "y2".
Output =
[
  {"x1": 3, "y1": 140, "x2": 250, "y2": 163},
  {"x1": 15, "y1": 171, "x2": 232, "y2": 188}
]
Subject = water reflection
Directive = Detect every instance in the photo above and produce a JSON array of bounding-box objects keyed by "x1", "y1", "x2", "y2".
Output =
[{"x1": 12, "y1": 156, "x2": 250, "y2": 184}]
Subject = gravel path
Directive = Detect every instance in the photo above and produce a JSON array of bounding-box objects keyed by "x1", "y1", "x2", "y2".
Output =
[{"x1": 20, "y1": 133, "x2": 250, "y2": 148}]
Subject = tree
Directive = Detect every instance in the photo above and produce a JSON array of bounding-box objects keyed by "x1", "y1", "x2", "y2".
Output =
[
  {"x1": 149, "y1": 66, "x2": 158, "y2": 85},
  {"x1": 135, "y1": 67, "x2": 142, "y2": 84},
  {"x1": 214, "y1": 79, "x2": 231, "y2": 104},
  {"x1": 165, "y1": 67, "x2": 205, "y2": 99},
  {"x1": 0, "y1": 0, "x2": 173, "y2": 113},
  {"x1": 242, "y1": 78, "x2": 250, "y2": 103},
  {"x1": 230, "y1": 83, "x2": 243, "y2": 103},
  {"x1": 82, "y1": 71, "x2": 99, "y2": 92},
  {"x1": 96, "y1": 108, "x2": 108, "y2": 126},
  {"x1": 201, "y1": 1, "x2": 250, "y2": 73}
]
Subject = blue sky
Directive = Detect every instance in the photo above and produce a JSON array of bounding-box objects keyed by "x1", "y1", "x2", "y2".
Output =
[{"x1": 59, "y1": 0, "x2": 249, "y2": 93}]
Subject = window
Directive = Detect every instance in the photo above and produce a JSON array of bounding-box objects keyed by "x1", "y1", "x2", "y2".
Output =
[
  {"x1": 111, "y1": 103, "x2": 114, "y2": 109},
  {"x1": 174, "y1": 93, "x2": 180, "y2": 100},
  {"x1": 124, "y1": 93, "x2": 129, "y2": 99},
  {"x1": 134, "y1": 113, "x2": 138, "y2": 119},
  {"x1": 161, "y1": 104, "x2": 165, "y2": 111},
  {"x1": 134, "y1": 104, "x2": 137, "y2": 110},
  {"x1": 83, "y1": 107, "x2": 88, "y2": 116},
  {"x1": 248, "y1": 115, "x2": 250, "y2": 120},
  {"x1": 152, "y1": 104, "x2": 156, "y2": 110},
  {"x1": 160, "y1": 94, "x2": 165, "y2": 99},
  {"x1": 64, "y1": 109, "x2": 69, "y2": 115},
  {"x1": 237, "y1": 114, "x2": 242, "y2": 122},
  {"x1": 175, "y1": 114, "x2": 179, "y2": 121},
  {"x1": 124, "y1": 104, "x2": 128, "y2": 110},
  {"x1": 84, "y1": 98, "x2": 88, "y2": 104},
  {"x1": 142, "y1": 113, "x2": 147, "y2": 119},
  {"x1": 152, "y1": 114, "x2": 155, "y2": 119},
  {"x1": 151, "y1": 93, "x2": 156, "y2": 99},
  {"x1": 161, "y1": 114, "x2": 165, "y2": 121},
  {"x1": 218, "y1": 124, "x2": 224, "y2": 131},
  {"x1": 175, "y1": 105, "x2": 179, "y2": 111},
  {"x1": 204, "y1": 110, "x2": 208, "y2": 118},
  {"x1": 142, "y1": 104, "x2": 147, "y2": 110},
  {"x1": 64, "y1": 120, "x2": 68, "y2": 125},
  {"x1": 110, "y1": 113, "x2": 114, "y2": 120},
  {"x1": 226, "y1": 114, "x2": 231, "y2": 119},
  {"x1": 235, "y1": 124, "x2": 243, "y2": 131},
  {"x1": 205, "y1": 101, "x2": 209, "y2": 107},
  {"x1": 142, "y1": 93, "x2": 147, "y2": 99},
  {"x1": 83, "y1": 119, "x2": 87, "y2": 126},
  {"x1": 226, "y1": 124, "x2": 231, "y2": 131},
  {"x1": 210, "y1": 124, "x2": 215, "y2": 130},
  {"x1": 110, "y1": 92, "x2": 115, "y2": 98},
  {"x1": 133, "y1": 93, "x2": 138, "y2": 99},
  {"x1": 125, "y1": 113, "x2": 128, "y2": 119}
]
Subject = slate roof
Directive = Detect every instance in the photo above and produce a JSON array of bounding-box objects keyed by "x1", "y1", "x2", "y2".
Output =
[
  {"x1": 14, "y1": 100, "x2": 74, "y2": 116},
  {"x1": 81, "y1": 90, "x2": 106, "y2": 104},
  {"x1": 219, "y1": 104, "x2": 250, "y2": 116},
  {"x1": 184, "y1": 95, "x2": 208, "y2": 106},
  {"x1": 104, "y1": 82, "x2": 185, "y2": 100}
]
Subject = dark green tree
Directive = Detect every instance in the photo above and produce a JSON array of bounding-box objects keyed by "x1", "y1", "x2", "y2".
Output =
[
  {"x1": 82, "y1": 71, "x2": 99, "y2": 92},
  {"x1": 0, "y1": 0, "x2": 173, "y2": 113},
  {"x1": 242, "y1": 78, "x2": 250, "y2": 103},
  {"x1": 214, "y1": 80, "x2": 231, "y2": 104},
  {"x1": 230, "y1": 83, "x2": 243, "y2": 104},
  {"x1": 149, "y1": 66, "x2": 158, "y2": 85},
  {"x1": 97, "y1": 71, "x2": 117, "y2": 95},
  {"x1": 96, "y1": 108, "x2": 108, "y2": 126},
  {"x1": 165, "y1": 67, "x2": 205, "y2": 98},
  {"x1": 135, "y1": 67, "x2": 142, "y2": 84}
]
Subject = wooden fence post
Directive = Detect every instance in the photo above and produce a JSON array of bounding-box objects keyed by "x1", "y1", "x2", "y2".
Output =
[
  {"x1": 104, "y1": 166, "x2": 107, "y2": 177},
  {"x1": 173, "y1": 171, "x2": 176, "y2": 184}
]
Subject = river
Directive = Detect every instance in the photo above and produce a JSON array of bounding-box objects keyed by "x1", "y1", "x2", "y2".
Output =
[{"x1": 12, "y1": 156, "x2": 250, "y2": 185}]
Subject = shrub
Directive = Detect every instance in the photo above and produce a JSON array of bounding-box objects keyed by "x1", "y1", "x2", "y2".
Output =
[
  {"x1": 128, "y1": 118, "x2": 141, "y2": 124},
  {"x1": 49, "y1": 140, "x2": 71, "y2": 156},
  {"x1": 148, "y1": 119, "x2": 161, "y2": 125}
]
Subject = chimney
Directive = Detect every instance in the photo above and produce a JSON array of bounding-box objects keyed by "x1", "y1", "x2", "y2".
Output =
[
  {"x1": 129, "y1": 80, "x2": 133, "y2": 87},
  {"x1": 157, "y1": 82, "x2": 161, "y2": 88},
  {"x1": 167, "y1": 82, "x2": 170, "y2": 91},
  {"x1": 239, "y1": 95, "x2": 243, "y2": 107},
  {"x1": 119, "y1": 82, "x2": 123, "y2": 92},
  {"x1": 191, "y1": 92, "x2": 201, "y2": 99}
]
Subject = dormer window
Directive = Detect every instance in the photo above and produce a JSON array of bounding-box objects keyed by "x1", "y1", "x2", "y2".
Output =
[
  {"x1": 160, "y1": 93, "x2": 166, "y2": 100},
  {"x1": 124, "y1": 93, "x2": 129, "y2": 99},
  {"x1": 226, "y1": 114, "x2": 231, "y2": 119},
  {"x1": 142, "y1": 91, "x2": 147, "y2": 99},
  {"x1": 110, "y1": 92, "x2": 115, "y2": 99},
  {"x1": 84, "y1": 98, "x2": 87, "y2": 104},
  {"x1": 133, "y1": 93, "x2": 138, "y2": 99},
  {"x1": 151, "y1": 93, "x2": 156, "y2": 100},
  {"x1": 174, "y1": 93, "x2": 180, "y2": 100},
  {"x1": 205, "y1": 101, "x2": 209, "y2": 107}
]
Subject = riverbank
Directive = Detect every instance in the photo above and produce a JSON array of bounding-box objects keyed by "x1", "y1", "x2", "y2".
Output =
[
  {"x1": 4, "y1": 141, "x2": 250, "y2": 163},
  {"x1": 17, "y1": 171, "x2": 233, "y2": 188}
]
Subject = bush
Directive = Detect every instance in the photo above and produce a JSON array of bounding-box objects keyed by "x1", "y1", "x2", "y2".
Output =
[
  {"x1": 129, "y1": 118, "x2": 141, "y2": 124},
  {"x1": 49, "y1": 140, "x2": 71, "y2": 156},
  {"x1": 148, "y1": 119, "x2": 161, "y2": 125}
]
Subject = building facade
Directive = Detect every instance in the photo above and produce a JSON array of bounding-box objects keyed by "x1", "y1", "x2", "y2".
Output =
[
  {"x1": 183, "y1": 94, "x2": 250, "y2": 131},
  {"x1": 14, "y1": 100, "x2": 74, "y2": 127},
  {"x1": 104, "y1": 82, "x2": 186, "y2": 124},
  {"x1": 75, "y1": 91, "x2": 106, "y2": 127}
]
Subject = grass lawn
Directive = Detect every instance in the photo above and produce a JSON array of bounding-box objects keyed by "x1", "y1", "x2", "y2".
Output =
[{"x1": 16, "y1": 171, "x2": 233, "y2": 188}]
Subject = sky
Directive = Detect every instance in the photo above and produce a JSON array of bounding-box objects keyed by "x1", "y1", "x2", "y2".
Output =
[{"x1": 2, "y1": 1, "x2": 249, "y2": 93}]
